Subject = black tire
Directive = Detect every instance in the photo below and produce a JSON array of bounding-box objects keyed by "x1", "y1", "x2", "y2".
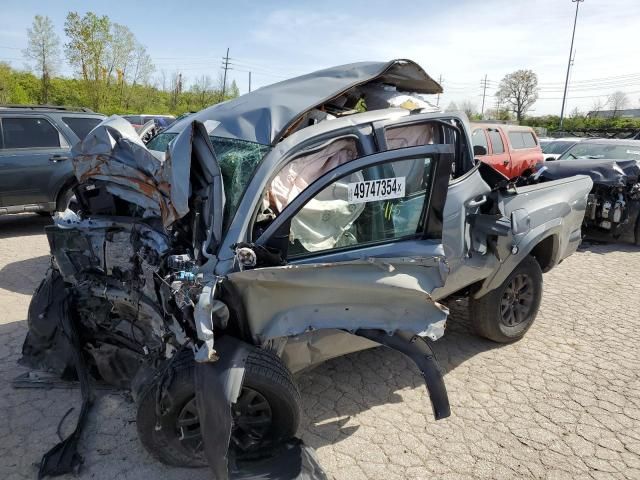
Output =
[
  {"x1": 136, "y1": 347, "x2": 301, "y2": 468},
  {"x1": 470, "y1": 255, "x2": 543, "y2": 343},
  {"x1": 56, "y1": 187, "x2": 77, "y2": 212}
]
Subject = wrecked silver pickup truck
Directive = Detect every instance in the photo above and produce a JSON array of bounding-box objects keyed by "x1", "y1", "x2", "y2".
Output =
[{"x1": 20, "y1": 60, "x2": 593, "y2": 478}]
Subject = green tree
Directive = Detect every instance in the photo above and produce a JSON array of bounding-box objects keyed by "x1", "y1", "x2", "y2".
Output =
[
  {"x1": 227, "y1": 79, "x2": 240, "y2": 99},
  {"x1": 496, "y1": 70, "x2": 538, "y2": 123},
  {"x1": 64, "y1": 11, "x2": 112, "y2": 110},
  {"x1": 23, "y1": 15, "x2": 61, "y2": 103}
]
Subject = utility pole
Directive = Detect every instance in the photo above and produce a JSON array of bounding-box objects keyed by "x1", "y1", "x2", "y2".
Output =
[
  {"x1": 248, "y1": 71, "x2": 252, "y2": 93},
  {"x1": 559, "y1": 0, "x2": 584, "y2": 130},
  {"x1": 221, "y1": 48, "x2": 231, "y2": 100},
  {"x1": 436, "y1": 74, "x2": 443, "y2": 106},
  {"x1": 480, "y1": 74, "x2": 489, "y2": 119}
]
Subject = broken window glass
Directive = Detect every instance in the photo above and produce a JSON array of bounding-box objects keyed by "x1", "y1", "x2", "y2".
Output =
[{"x1": 147, "y1": 132, "x2": 270, "y2": 225}]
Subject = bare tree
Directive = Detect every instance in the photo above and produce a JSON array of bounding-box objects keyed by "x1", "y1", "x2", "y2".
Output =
[
  {"x1": 191, "y1": 75, "x2": 214, "y2": 109},
  {"x1": 569, "y1": 107, "x2": 582, "y2": 118},
  {"x1": 159, "y1": 69, "x2": 168, "y2": 92},
  {"x1": 23, "y1": 15, "x2": 60, "y2": 103},
  {"x1": 589, "y1": 98, "x2": 604, "y2": 117},
  {"x1": 445, "y1": 101, "x2": 459, "y2": 111},
  {"x1": 169, "y1": 71, "x2": 183, "y2": 110},
  {"x1": 460, "y1": 99, "x2": 477, "y2": 119},
  {"x1": 495, "y1": 70, "x2": 538, "y2": 123},
  {"x1": 607, "y1": 91, "x2": 629, "y2": 118}
]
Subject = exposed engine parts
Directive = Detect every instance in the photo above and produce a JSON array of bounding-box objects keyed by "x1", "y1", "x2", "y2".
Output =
[
  {"x1": 587, "y1": 188, "x2": 628, "y2": 231},
  {"x1": 539, "y1": 158, "x2": 640, "y2": 244}
]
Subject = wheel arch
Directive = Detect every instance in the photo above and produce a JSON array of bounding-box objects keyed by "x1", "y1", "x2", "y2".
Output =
[
  {"x1": 55, "y1": 176, "x2": 78, "y2": 211},
  {"x1": 529, "y1": 234, "x2": 559, "y2": 273}
]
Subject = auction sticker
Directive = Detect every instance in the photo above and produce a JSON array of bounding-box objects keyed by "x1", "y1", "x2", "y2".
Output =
[{"x1": 347, "y1": 177, "x2": 405, "y2": 204}]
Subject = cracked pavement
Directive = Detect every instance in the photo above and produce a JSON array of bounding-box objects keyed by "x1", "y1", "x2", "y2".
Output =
[{"x1": 0, "y1": 214, "x2": 639, "y2": 480}]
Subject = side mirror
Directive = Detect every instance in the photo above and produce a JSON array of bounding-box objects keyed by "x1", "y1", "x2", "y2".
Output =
[
  {"x1": 511, "y1": 209, "x2": 531, "y2": 236},
  {"x1": 473, "y1": 145, "x2": 487, "y2": 156}
]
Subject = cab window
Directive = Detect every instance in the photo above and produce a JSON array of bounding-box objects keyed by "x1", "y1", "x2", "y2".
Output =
[{"x1": 286, "y1": 156, "x2": 434, "y2": 258}]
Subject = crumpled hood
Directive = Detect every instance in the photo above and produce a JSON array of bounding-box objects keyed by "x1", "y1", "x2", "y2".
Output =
[
  {"x1": 72, "y1": 115, "x2": 220, "y2": 229},
  {"x1": 540, "y1": 158, "x2": 640, "y2": 187},
  {"x1": 165, "y1": 59, "x2": 442, "y2": 146}
]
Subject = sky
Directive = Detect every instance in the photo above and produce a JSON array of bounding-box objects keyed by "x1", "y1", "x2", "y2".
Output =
[{"x1": 1, "y1": 0, "x2": 639, "y2": 116}]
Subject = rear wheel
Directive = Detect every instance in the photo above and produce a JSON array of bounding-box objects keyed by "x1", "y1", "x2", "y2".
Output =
[
  {"x1": 470, "y1": 256, "x2": 543, "y2": 343},
  {"x1": 136, "y1": 347, "x2": 301, "y2": 468}
]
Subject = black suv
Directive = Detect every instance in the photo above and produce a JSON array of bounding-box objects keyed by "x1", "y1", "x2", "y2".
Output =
[{"x1": 0, "y1": 105, "x2": 105, "y2": 215}]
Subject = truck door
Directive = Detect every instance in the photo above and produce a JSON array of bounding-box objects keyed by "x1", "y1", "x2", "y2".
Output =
[{"x1": 487, "y1": 127, "x2": 511, "y2": 177}]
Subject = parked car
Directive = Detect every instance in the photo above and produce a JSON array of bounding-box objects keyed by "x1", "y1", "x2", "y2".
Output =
[
  {"x1": 538, "y1": 139, "x2": 640, "y2": 245},
  {"x1": 541, "y1": 137, "x2": 584, "y2": 161},
  {"x1": 121, "y1": 114, "x2": 176, "y2": 132},
  {"x1": 556, "y1": 138, "x2": 640, "y2": 162},
  {"x1": 0, "y1": 105, "x2": 105, "y2": 215},
  {"x1": 20, "y1": 60, "x2": 592, "y2": 478},
  {"x1": 471, "y1": 123, "x2": 544, "y2": 178}
]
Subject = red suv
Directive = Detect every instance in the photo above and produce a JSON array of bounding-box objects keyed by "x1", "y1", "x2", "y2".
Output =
[{"x1": 471, "y1": 123, "x2": 543, "y2": 178}]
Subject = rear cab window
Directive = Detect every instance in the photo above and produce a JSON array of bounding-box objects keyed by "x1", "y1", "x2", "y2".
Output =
[
  {"x1": 123, "y1": 115, "x2": 142, "y2": 125},
  {"x1": 508, "y1": 131, "x2": 525, "y2": 149},
  {"x1": 508, "y1": 131, "x2": 537, "y2": 149},
  {"x1": 1, "y1": 117, "x2": 66, "y2": 149},
  {"x1": 488, "y1": 129, "x2": 505, "y2": 154}
]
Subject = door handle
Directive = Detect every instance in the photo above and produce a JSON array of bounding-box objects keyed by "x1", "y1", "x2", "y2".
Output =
[
  {"x1": 466, "y1": 195, "x2": 487, "y2": 208},
  {"x1": 503, "y1": 159, "x2": 509, "y2": 165},
  {"x1": 49, "y1": 155, "x2": 70, "y2": 162}
]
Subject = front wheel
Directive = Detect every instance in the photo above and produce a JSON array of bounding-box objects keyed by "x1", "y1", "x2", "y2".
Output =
[
  {"x1": 136, "y1": 347, "x2": 301, "y2": 468},
  {"x1": 56, "y1": 187, "x2": 77, "y2": 213},
  {"x1": 470, "y1": 255, "x2": 543, "y2": 343}
]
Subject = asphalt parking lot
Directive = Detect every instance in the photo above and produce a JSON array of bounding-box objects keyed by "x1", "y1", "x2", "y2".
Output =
[{"x1": 0, "y1": 213, "x2": 639, "y2": 480}]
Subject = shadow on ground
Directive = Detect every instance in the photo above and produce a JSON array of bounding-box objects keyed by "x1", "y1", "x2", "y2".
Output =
[
  {"x1": 0, "y1": 214, "x2": 50, "y2": 239},
  {"x1": 295, "y1": 298, "x2": 504, "y2": 449},
  {"x1": 0, "y1": 255, "x2": 49, "y2": 295},
  {"x1": 578, "y1": 240, "x2": 640, "y2": 255}
]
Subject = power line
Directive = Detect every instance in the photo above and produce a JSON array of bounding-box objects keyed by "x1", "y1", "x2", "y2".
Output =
[{"x1": 537, "y1": 90, "x2": 640, "y2": 100}]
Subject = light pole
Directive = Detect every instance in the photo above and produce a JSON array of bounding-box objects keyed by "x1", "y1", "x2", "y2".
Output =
[{"x1": 559, "y1": 0, "x2": 584, "y2": 130}]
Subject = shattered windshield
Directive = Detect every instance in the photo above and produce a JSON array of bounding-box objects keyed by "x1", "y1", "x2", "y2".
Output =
[
  {"x1": 557, "y1": 142, "x2": 640, "y2": 161},
  {"x1": 147, "y1": 132, "x2": 270, "y2": 224}
]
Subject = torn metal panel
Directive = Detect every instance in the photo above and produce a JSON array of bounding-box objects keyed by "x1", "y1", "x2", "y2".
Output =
[
  {"x1": 229, "y1": 439, "x2": 328, "y2": 479},
  {"x1": 228, "y1": 260, "x2": 449, "y2": 343},
  {"x1": 194, "y1": 336, "x2": 251, "y2": 480},
  {"x1": 540, "y1": 158, "x2": 640, "y2": 187},
  {"x1": 355, "y1": 329, "x2": 450, "y2": 420},
  {"x1": 280, "y1": 330, "x2": 379, "y2": 374},
  {"x1": 20, "y1": 269, "x2": 75, "y2": 377},
  {"x1": 72, "y1": 117, "x2": 224, "y2": 230},
  {"x1": 37, "y1": 294, "x2": 94, "y2": 479}
]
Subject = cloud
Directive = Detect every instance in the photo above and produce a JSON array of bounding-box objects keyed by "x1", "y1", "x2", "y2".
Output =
[{"x1": 247, "y1": 0, "x2": 639, "y2": 115}]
